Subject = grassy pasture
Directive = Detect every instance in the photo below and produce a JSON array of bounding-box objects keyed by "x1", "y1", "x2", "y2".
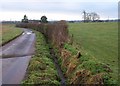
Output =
[
  {"x1": 1, "y1": 24, "x2": 23, "y2": 45},
  {"x1": 68, "y1": 22, "x2": 118, "y2": 80}
]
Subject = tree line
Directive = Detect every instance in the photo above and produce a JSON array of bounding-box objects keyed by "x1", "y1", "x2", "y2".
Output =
[
  {"x1": 22, "y1": 15, "x2": 48, "y2": 23},
  {"x1": 22, "y1": 11, "x2": 100, "y2": 23}
]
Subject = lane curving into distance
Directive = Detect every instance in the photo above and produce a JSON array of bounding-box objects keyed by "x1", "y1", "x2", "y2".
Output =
[{"x1": 0, "y1": 29, "x2": 36, "y2": 84}]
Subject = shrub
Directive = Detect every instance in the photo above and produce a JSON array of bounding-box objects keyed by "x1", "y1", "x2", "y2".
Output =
[{"x1": 16, "y1": 20, "x2": 69, "y2": 48}]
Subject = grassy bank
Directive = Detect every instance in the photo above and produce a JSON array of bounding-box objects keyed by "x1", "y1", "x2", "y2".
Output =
[
  {"x1": 1, "y1": 24, "x2": 23, "y2": 45},
  {"x1": 68, "y1": 22, "x2": 118, "y2": 80},
  {"x1": 22, "y1": 31, "x2": 60, "y2": 85}
]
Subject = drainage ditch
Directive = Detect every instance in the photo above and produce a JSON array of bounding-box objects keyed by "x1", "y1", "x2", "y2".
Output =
[
  {"x1": 44, "y1": 34, "x2": 66, "y2": 85},
  {"x1": 49, "y1": 47, "x2": 66, "y2": 85}
]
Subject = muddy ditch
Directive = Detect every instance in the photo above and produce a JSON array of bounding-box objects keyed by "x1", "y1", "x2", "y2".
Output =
[{"x1": 45, "y1": 37, "x2": 66, "y2": 85}]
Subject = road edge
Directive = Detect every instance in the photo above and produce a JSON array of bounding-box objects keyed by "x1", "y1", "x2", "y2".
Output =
[{"x1": 1, "y1": 31, "x2": 24, "y2": 47}]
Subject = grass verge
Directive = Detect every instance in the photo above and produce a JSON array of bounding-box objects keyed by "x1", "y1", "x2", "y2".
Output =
[
  {"x1": 1, "y1": 24, "x2": 23, "y2": 45},
  {"x1": 21, "y1": 30, "x2": 60, "y2": 85},
  {"x1": 60, "y1": 43, "x2": 117, "y2": 84}
]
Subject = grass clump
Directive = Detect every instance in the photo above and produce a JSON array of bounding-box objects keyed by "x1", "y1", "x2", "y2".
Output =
[
  {"x1": 22, "y1": 31, "x2": 60, "y2": 85},
  {"x1": 77, "y1": 60, "x2": 112, "y2": 74},
  {"x1": 103, "y1": 74, "x2": 118, "y2": 84},
  {"x1": 64, "y1": 43, "x2": 77, "y2": 55}
]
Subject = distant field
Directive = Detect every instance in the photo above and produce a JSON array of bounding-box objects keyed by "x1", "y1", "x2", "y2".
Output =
[
  {"x1": 68, "y1": 22, "x2": 118, "y2": 80},
  {"x1": 1, "y1": 24, "x2": 23, "y2": 45}
]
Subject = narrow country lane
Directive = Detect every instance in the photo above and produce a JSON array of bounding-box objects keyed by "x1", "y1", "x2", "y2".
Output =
[{"x1": 0, "y1": 29, "x2": 36, "y2": 84}]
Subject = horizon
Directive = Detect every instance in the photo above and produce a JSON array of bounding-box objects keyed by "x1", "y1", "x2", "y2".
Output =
[{"x1": 1, "y1": 18, "x2": 119, "y2": 22}]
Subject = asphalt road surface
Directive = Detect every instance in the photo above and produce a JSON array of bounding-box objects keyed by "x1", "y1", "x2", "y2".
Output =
[{"x1": 0, "y1": 29, "x2": 36, "y2": 84}]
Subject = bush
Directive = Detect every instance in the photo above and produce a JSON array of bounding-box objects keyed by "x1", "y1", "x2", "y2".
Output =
[{"x1": 16, "y1": 20, "x2": 69, "y2": 48}]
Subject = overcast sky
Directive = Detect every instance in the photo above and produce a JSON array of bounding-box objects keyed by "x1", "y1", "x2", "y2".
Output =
[{"x1": 0, "y1": 0, "x2": 119, "y2": 21}]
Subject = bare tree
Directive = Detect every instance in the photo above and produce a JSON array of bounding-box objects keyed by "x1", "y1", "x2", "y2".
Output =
[
  {"x1": 82, "y1": 11, "x2": 100, "y2": 22},
  {"x1": 91, "y1": 12, "x2": 100, "y2": 21},
  {"x1": 83, "y1": 10, "x2": 87, "y2": 22},
  {"x1": 86, "y1": 13, "x2": 92, "y2": 22}
]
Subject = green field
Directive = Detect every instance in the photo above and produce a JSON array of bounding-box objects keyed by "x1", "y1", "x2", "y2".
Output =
[
  {"x1": 1, "y1": 24, "x2": 23, "y2": 45},
  {"x1": 68, "y1": 22, "x2": 118, "y2": 80}
]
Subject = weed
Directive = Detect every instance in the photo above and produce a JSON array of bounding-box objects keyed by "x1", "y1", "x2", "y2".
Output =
[{"x1": 64, "y1": 43, "x2": 77, "y2": 55}]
